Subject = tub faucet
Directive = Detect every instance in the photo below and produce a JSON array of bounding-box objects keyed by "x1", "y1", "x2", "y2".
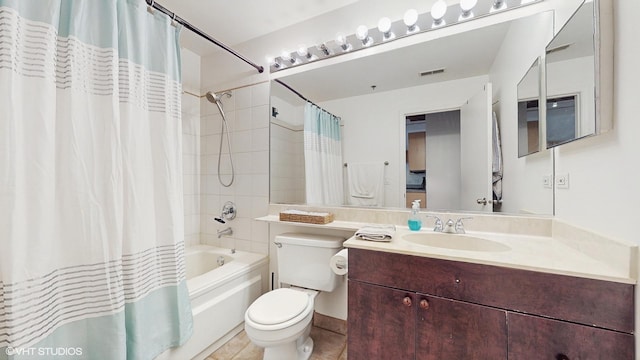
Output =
[{"x1": 217, "y1": 227, "x2": 233, "y2": 238}]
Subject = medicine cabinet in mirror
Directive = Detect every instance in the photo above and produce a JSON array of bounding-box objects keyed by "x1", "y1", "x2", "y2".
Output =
[
  {"x1": 517, "y1": 58, "x2": 541, "y2": 158},
  {"x1": 543, "y1": 0, "x2": 613, "y2": 148}
]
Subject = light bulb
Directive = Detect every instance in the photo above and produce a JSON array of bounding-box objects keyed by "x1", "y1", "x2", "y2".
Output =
[
  {"x1": 377, "y1": 17, "x2": 395, "y2": 41},
  {"x1": 281, "y1": 50, "x2": 294, "y2": 64},
  {"x1": 490, "y1": 0, "x2": 507, "y2": 12},
  {"x1": 356, "y1": 25, "x2": 373, "y2": 46},
  {"x1": 459, "y1": 0, "x2": 478, "y2": 20},
  {"x1": 356, "y1": 25, "x2": 368, "y2": 40},
  {"x1": 336, "y1": 33, "x2": 352, "y2": 52},
  {"x1": 297, "y1": 45, "x2": 308, "y2": 58},
  {"x1": 431, "y1": 0, "x2": 447, "y2": 28},
  {"x1": 403, "y1": 9, "x2": 420, "y2": 34}
]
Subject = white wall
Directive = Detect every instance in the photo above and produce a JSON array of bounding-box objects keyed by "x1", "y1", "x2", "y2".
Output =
[
  {"x1": 321, "y1": 75, "x2": 487, "y2": 208},
  {"x1": 181, "y1": 48, "x2": 201, "y2": 246}
]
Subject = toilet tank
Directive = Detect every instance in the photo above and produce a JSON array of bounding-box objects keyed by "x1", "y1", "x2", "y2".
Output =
[{"x1": 275, "y1": 233, "x2": 345, "y2": 292}]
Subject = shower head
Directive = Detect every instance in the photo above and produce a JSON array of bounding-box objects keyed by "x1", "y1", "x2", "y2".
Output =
[{"x1": 205, "y1": 91, "x2": 232, "y2": 104}]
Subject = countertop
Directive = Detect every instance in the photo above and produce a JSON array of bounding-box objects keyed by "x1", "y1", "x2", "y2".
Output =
[
  {"x1": 257, "y1": 211, "x2": 636, "y2": 285},
  {"x1": 344, "y1": 227, "x2": 636, "y2": 284}
]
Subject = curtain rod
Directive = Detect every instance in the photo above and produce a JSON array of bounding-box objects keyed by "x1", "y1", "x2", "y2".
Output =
[
  {"x1": 274, "y1": 79, "x2": 341, "y2": 120},
  {"x1": 145, "y1": 0, "x2": 264, "y2": 74}
]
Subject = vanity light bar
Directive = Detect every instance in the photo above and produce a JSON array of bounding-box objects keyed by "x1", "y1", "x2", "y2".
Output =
[{"x1": 268, "y1": 0, "x2": 542, "y2": 73}]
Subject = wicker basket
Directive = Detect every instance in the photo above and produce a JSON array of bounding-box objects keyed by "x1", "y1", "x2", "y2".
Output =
[{"x1": 279, "y1": 212, "x2": 334, "y2": 224}]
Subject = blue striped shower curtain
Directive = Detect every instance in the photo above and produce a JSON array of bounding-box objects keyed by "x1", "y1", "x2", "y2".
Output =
[
  {"x1": 0, "y1": 1, "x2": 193, "y2": 359},
  {"x1": 303, "y1": 103, "x2": 344, "y2": 205}
]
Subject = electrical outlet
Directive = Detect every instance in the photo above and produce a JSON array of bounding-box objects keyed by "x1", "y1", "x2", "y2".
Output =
[
  {"x1": 556, "y1": 173, "x2": 569, "y2": 189},
  {"x1": 542, "y1": 175, "x2": 552, "y2": 189}
]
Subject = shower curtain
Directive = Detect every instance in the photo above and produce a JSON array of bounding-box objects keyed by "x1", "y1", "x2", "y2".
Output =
[
  {"x1": 303, "y1": 103, "x2": 344, "y2": 205},
  {"x1": 0, "y1": 1, "x2": 192, "y2": 359}
]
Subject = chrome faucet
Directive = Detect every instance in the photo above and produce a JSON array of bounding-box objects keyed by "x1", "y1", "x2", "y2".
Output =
[
  {"x1": 428, "y1": 216, "x2": 472, "y2": 234},
  {"x1": 425, "y1": 215, "x2": 444, "y2": 232},
  {"x1": 217, "y1": 227, "x2": 233, "y2": 238},
  {"x1": 454, "y1": 217, "x2": 473, "y2": 234}
]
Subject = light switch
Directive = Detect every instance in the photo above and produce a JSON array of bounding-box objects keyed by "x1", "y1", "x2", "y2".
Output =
[{"x1": 542, "y1": 175, "x2": 552, "y2": 189}]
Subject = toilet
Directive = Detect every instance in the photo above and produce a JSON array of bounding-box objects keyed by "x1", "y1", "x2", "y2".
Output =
[{"x1": 244, "y1": 233, "x2": 344, "y2": 360}]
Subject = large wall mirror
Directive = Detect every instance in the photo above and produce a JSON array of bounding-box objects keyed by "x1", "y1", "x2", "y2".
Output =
[
  {"x1": 270, "y1": 7, "x2": 564, "y2": 216},
  {"x1": 543, "y1": 0, "x2": 613, "y2": 148}
]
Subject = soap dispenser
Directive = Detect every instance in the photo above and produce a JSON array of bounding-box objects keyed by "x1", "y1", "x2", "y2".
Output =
[{"x1": 408, "y1": 200, "x2": 422, "y2": 231}]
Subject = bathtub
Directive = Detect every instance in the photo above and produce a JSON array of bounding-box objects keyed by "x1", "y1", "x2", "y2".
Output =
[{"x1": 158, "y1": 245, "x2": 268, "y2": 360}]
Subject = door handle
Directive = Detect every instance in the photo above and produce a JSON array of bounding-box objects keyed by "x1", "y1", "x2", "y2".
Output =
[{"x1": 476, "y1": 197, "x2": 488, "y2": 205}]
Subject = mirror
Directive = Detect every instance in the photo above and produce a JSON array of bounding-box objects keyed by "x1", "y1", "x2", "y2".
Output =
[
  {"x1": 517, "y1": 58, "x2": 541, "y2": 157},
  {"x1": 270, "y1": 10, "x2": 557, "y2": 215},
  {"x1": 544, "y1": 0, "x2": 613, "y2": 148}
]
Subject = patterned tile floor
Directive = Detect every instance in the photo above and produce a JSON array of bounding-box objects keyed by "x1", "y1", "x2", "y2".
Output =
[{"x1": 206, "y1": 326, "x2": 347, "y2": 360}]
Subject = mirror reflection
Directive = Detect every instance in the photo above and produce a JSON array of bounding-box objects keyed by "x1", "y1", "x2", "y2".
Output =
[
  {"x1": 270, "y1": 11, "x2": 556, "y2": 215},
  {"x1": 545, "y1": 1, "x2": 596, "y2": 147},
  {"x1": 517, "y1": 58, "x2": 541, "y2": 158}
]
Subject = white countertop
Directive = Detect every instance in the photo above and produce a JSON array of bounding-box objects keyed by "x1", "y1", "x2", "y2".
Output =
[
  {"x1": 257, "y1": 213, "x2": 636, "y2": 285},
  {"x1": 344, "y1": 228, "x2": 636, "y2": 284}
]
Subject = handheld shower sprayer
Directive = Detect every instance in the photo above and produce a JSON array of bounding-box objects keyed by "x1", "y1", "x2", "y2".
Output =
[{"x1": 205, "y1": 90, "x2": 235, "y2": 187}]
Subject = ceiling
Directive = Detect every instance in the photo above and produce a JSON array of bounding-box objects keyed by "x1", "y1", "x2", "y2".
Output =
[
  {"x1": 160, "y1": 0, "x2": 356, "y2": 55},
  {"x1": 276, "y1": 21, "x2": 509, "y2": 103},
  {"x1": 157, "y1": 0, "x2": 453, "y2": 56}
]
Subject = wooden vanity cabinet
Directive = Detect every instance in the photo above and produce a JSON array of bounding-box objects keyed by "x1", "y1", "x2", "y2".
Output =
[{"x1": 347, "y1": 248, "x2": 634, "y2": 360}]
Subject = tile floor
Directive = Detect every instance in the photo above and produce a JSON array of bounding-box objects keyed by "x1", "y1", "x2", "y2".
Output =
[{"x1": 205, "y1": 326, "x2": 347, "y2": 360}]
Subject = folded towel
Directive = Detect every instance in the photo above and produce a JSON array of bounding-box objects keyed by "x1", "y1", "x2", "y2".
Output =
[{"x1": 355, "y1": 224, "x2": 396, "y2": 242}]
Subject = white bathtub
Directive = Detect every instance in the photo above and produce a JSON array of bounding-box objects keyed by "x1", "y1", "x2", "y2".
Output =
[{"x1": 158, "y1": 245, "x2": 268, "y2": 360}]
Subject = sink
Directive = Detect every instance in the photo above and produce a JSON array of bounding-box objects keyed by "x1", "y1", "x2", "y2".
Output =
[{"x1": 402, "y1": 232, "x2": 511, "y2": 252}]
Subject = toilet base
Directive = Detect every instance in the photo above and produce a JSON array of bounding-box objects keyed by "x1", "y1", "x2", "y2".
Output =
[{"x1": 263, "y1": 335, "x2": 313, "y2": 360}]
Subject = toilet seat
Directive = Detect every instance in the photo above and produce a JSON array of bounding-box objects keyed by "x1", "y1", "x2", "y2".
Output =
[{"x1": 245, "y1": 288, "x2": 314, "y2": 331}]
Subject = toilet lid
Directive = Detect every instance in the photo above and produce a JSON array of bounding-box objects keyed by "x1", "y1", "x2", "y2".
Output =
[{"x1": 247, "y1": 288, "x2": 310, "y2": 325}]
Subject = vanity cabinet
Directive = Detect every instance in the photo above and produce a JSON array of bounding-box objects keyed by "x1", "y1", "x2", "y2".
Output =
[{"x1": 347, "y1": 248, "x2": 634, "y2": 360}]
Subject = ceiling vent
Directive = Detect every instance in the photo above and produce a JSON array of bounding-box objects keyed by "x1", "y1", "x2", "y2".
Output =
[{"x1": 420, "y1": 68, "x2": 445, "y2": 77}]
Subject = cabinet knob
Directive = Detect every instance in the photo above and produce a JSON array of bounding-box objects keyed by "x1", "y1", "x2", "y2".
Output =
[
  {"x1": 556, "y1": 354, "x2": 570, "y2": 360},
  {"x1": 420, "y1": 299, "x2": 429, "y2": 309},
  {"x1": 403, "y1": 296, "x2": 412, "y2": 307}
]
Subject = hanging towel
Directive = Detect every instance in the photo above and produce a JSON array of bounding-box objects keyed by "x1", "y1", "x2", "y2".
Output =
[
  {"x1": 355, "y1": 224, "x2": 396, "y2": 242},
  {"x1": 492, "y1": 111, "x2": 503, "y2": 201},
  {"x1": 347, "y1": 162, "x2": 385, "y2": 206}
]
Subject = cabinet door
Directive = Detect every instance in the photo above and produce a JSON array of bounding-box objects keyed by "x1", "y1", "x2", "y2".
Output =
[
  {"x1": 348, "y1": 280, "x2": 416, "y2": 360},
  {"x1": 508, "y1": 313, "x2": 634, "y2": 360},
  {"x1": 408, "y1": 131, "x2": 426, "y2": 172},
  {"x1": 416, "y1": 294, "x2": 507, "y2": 360}
]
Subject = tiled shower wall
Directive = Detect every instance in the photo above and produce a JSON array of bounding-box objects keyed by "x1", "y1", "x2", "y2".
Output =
[{"x1": 199, "y1": 83, "x2": 270, "y2": 254}]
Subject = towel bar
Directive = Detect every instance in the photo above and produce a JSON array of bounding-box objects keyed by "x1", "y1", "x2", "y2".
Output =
[{"x1": 344, "y1": 161, "x2": 389, "y2": 167}]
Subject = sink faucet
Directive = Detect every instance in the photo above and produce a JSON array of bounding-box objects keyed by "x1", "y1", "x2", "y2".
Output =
[
  {"x1": 429, "y1": 216, "x2": 472, "y2": 234},
  {"x1": 425, "y1": 215, "x2": 444, "y2": 232}
]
